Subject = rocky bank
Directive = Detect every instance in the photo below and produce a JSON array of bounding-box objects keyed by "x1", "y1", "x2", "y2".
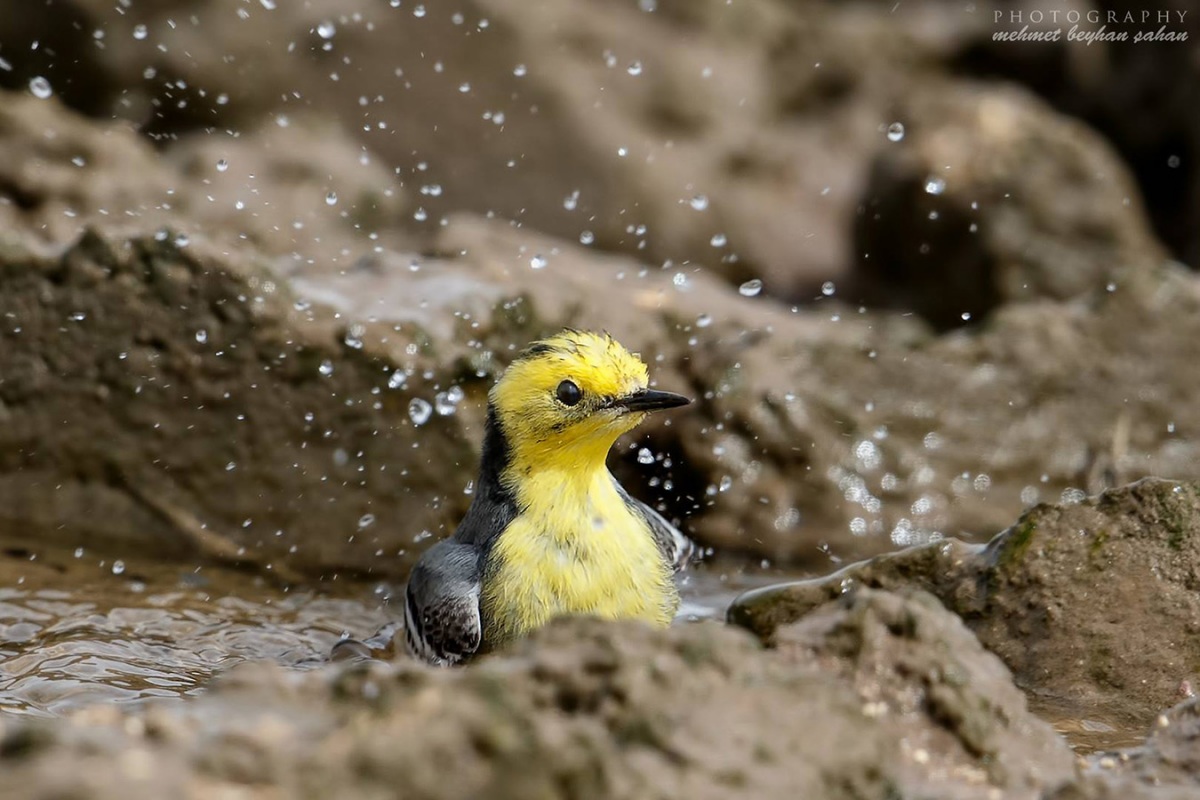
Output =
[
  {"x1": 4, "y1": 89, "x2": 1200, "y2": 577},
  {"x1": 1, "y1": 0, "x2": 1199, "y2": 798}
]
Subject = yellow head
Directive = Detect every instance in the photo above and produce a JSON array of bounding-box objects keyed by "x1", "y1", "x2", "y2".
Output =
[{"x1": 490, "y1": 330, "x2": 689, "y2": 473}]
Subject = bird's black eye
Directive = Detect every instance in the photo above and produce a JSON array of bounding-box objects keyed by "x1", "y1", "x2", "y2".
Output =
[{"x1": 556, "y1": 380, "x2": 582, "y2": 406}]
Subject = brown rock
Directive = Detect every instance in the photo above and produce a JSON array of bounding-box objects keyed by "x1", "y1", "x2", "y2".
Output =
[
  {"x1": 852, "y1": 82, "x2": 1165, "y2": 329},
  {"x1": 4, "y1": 0, "x2": 1167, "y2": 324},
  {"x1": 0, "y1": 91, "x2": 412, "y2": 268},
  {"x1": 0, "y1": 229, "x2": 475, "y2": 580},
  {"x1": 729, "y1": 479, "x2": 1200, "y2": 730}
]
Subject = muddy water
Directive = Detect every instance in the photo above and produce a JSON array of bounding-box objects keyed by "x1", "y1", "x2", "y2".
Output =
[
  {"x1": 0, "y1": 549, "x2": 771, "y2": 718},
  {"x1": 0, "y1": 550, "x2": 1149, "y2": 755},
  {"x1": 0, "y1": 551, "x2": 390, "y2": 717}
]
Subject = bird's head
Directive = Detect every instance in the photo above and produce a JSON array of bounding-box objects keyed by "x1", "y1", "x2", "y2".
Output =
[{"x1": 490, "y1": 330, "x2": 689, "y2": 467}]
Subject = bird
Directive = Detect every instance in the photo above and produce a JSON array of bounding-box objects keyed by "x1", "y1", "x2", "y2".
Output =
[{"x1": 403, "y1": 329, "x2": 695, "y2": 666}]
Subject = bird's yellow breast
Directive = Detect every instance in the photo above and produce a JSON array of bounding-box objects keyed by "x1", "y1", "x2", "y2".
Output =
[{"x1": 480, "y1": 470, "x2": 677, "y2": 647}]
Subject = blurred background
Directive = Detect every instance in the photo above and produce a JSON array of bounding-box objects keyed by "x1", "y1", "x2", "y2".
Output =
[{"x1": 0, "y1": 0, "x2": 1197, "y2": 601}]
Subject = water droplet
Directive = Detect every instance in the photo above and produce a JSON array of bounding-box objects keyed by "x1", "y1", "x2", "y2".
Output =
[
  {"x1": 112, "y1": 560, "x2": 126, "y2": 576},
  {"x1": 317, "y1": 20, "x2": 336, "y2": 39},
  {"x1": 458, "y1": 82, "x2": 471, "y2": 93},
  {"x1": 617, "y1": 147, "x2": 628, "y2": 158},
  {"x1": 1060, "y1": 487, "x2": 1087, "y2": 505},
  {"x1": 637, "y1": 447, "x2": 655, "y2": 465},
  {"x1": 563, "y1": 189, "x2": 580, "y2": 211},
  {"x1": 627, "y1": 61, "x2": 643, "y2": 76},
  {"x1": 924, "y1": 176, "x2": 946, "y2": 195},
  {"x1": 579, "y1": 230, "x2": 595, "y2": 245},
  {"x1": 1168, "y1": 154, "x2": 1181, "y2": 168},
  {"x1": 530, "y1": 254, "x2": 548, "y2": 270},
  {"x1": 960, "y1": 311, "x2": 972, "y2": 321},
  {"x1": 344, "y1": 324, "x2": 365, "y2": 350},
  {"x1": 738, "y1": 279, "x2": 763, "y2": 297},
  {"x1": 358, "y1": 513, "x2": 376, "y2": 530},
  {"x1": 413, "y1": 4, "x2": 426, "y2": 17},
  {"x1": 216, "y1": 159, "x2": 229, "y2": 172},
  {"x1": 408, "y1": 398, "x2": 432, "y2": 425},
  {"x1": 886, "y1": 122, "x2": 905, "y2": 142},
  {"x1": 696, "y1": 313, "x2": 712, "y2": 328},
  {"x1": 689, "y1": 195, "x2": 709, "y2": 211},
  {"x1": 293, "y1": 298, "x2": 312, "y2": 311},
  {"x1": 434, "y1": 390, "x2": 460, "y2": 416},
  {"x1": 390, "y1": 0, "x2": 401, "y2": 7},
  {"x1": 318, "y1": 360, "x2": 335, "y2": 377},
  {"x1": 513, "y1": 64, "x2": 527, "y2": 77},
  {"x1": 821, "y1": 281, "x2": 836, "y2": 296},
  {"x1": 325, "y1": 191, "x2": 338, "y2": 206},
  {"x1": 387, "y1": 370, "x2": 407, "y2": 389},
  {"x1": 132, "y1": 24, "x2": 148, "y2": 40},
  {"x1": 710, "y1": 233, "x2": 727, "y2": 247},
  {"x1": 195, "y1": 329, "x2": 208, "y2": 344},
  {"x1": 29, "y1": 76, "x2": 52, "y2": 99},
  {"x1": 174, "y1": 233, "x2": 190, "y2": 248}
]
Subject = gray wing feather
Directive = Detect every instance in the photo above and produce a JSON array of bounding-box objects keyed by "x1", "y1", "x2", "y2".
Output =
[
  {"x1": 614, "y1": 478, "x2": 696, "y2": 573},
  {"x1": 404, "y1": 539, "x2": 482, "y2": 666}
]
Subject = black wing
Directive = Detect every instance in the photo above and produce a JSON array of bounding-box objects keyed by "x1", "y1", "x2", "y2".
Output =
[
  {"x1": 614, "y1": 478, "x2": 696, "y2": 572},
  {"x1": 403, "y1": 539, "x2": 483, "y2": 666}
]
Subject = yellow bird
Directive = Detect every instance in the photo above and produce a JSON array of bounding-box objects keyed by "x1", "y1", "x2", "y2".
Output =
[{"x1": 404, "y1": 330, "x2": 694, "y2": 665}]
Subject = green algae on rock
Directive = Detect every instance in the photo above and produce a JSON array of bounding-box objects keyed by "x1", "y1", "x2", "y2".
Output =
[{"x1": 729, "y1": 479, "x2": 1200, "y2": 731}]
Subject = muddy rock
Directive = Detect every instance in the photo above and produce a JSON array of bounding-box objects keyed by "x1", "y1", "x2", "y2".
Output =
[
  {"x1": 1091, "y1": 696, "x2": 1200, "y2": 790},
  {"x1": 1050, "y1": 777, "x2": 1200, "y2": 800},
  {"x1": 773, "y1": 588, "x2": 1075, "y2": 796},
  {"x1": 1, "y1": 0, "x2": 1169, "y2": 318},
  {"x1": 0, "y1": 229, "x2": 478, "y2": 580},
  {"x1": 1048, "y1": 695, "x2": 1200, "y2": 799},
  {"x1": 231, "y1": 213, "x2": 1200, "y2": 568},
  {"x1": 426, "y1": 214, "x2": 1200, "y2": 565},
  {"x1": 852, "y1": 81, "x2": 1165, "y2": 329},
  {"x1": 0, "y1": 611, "x2": 1076, "y2": 799},
  {"x1": 5, "y1": 196, "x2": 1200, "y2": 576},
  {"x1": 951, "y1": 0, "x2": 1200, "y2": 270},
  {"x1": 729, "y1": 479, "x2": 1200, "y2": 730},
  {"x1": 0, "y1": 91, "x2": 411, "y2": 267},
  {"x1": 4, "y1": 90, "x2": 1200, "y2": 574}
]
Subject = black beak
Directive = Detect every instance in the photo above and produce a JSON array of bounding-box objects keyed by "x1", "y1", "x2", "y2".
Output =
[{"x1": 614, "y1": 389, "x2": 691, "y2": 413}]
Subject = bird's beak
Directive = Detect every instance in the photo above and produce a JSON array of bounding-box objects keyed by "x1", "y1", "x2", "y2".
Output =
[{"x1": 614, "y1": 389, "x2": 691, "y2": 413}]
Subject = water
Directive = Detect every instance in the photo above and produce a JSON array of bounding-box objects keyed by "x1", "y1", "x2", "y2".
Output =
[
  {"x1": 0, "y1": 554, "x2": 389, "y2": 717},
  {"x1": 0, "y1": 549, "x2": 768, "y2": 718}
]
